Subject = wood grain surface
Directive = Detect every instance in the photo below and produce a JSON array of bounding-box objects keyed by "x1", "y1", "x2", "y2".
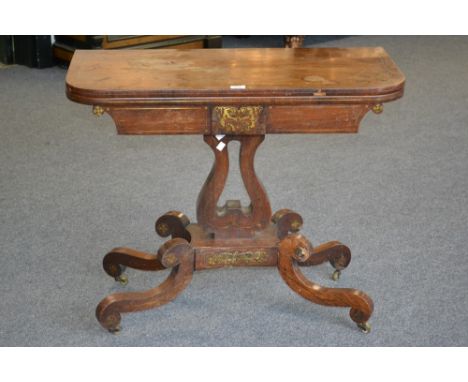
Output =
[
  {"x1": 66, "y1": 48, "x2": 404, "y2": 135},
  {"x1": 66, "y1": 48, "x2": 405, "y2": 102}
]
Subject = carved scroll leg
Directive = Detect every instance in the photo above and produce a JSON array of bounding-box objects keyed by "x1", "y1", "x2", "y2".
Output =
[
  {"x1": 103, "y1": 247, "x2": 166, "y2": 285},
  {"x1": 278, "y1": 234, "x2": 373, "y2": 333},
  {"x1": 271, "y1": 211, "x2": 351, "y2": 281},
  {"x1": 272, "y1": 209, "x2": 303, "y2": 238},
  {"x1": 96, "y1": 238, "x2": 194, "y2": 333},
  {"x1": 156, "y1": 211, "x2": 191, "y2": 242},
  {"x1": 300, "y1": 241, "x2": 352, "y2": 281}
]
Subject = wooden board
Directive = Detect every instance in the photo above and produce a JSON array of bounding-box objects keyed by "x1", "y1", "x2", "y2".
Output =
[{"x1": 66, "y1": 48, "x2": 405, "y2": 103}]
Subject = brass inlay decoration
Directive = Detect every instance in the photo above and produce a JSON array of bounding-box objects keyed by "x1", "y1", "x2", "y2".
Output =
[
  {"x1": 214, "y1": 106, "x2": 263, "y2": 133},
  {"x1": 294, "y1": 247, "x2": 308, "y2": 261},
  {"x1": 93, "y1": 105, "x2": 105, "y2": 116},
  {"x1": 290, "y1": 220, "x2": 302, "y2": 231},
  {"x1": 156, "y1": 223, "x2": 169, "y2": 236},
  {"x1": 372, "y1": 104, "x2": 383, "y2": 114},
  {"x1": 206, "y1": 251, "x2": 268, "y2": 266},
  {"x1": 164, "y1": 253, "x2": 178, "y2": 267}
]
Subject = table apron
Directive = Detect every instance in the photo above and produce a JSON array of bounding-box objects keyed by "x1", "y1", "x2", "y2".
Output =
[{"x1": 104, "y1": 104, "x2": 373, "y2": 135}]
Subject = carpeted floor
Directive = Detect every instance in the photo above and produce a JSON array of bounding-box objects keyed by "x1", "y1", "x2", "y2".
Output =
[{"x1": 0, "y1": 36, "x2": 467, "y2": 346}]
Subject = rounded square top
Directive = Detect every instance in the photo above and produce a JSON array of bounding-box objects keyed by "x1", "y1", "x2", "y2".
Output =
[{"x1": 66, "y1": 47, "x2": 405, "y2": 104}]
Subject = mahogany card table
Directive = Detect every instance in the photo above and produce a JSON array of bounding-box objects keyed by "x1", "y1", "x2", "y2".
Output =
[{"x1": 66, "y1": 48, "x2": 405, "y2": 334}]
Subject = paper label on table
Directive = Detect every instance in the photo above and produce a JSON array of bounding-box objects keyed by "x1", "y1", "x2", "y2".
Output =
[
  {"x1": 215, "y1": 134, "x2": 225, "y2": 141},
  {"x1": 216, "y1": 141, "x2": 226, "y2": 151},
  {"x1": 230, "y1": 85, "x2": 246, "y2": 89}
]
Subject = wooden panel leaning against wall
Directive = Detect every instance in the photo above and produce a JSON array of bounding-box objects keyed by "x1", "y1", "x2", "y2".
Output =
[{"x1": 53, "y1": 35, "x2": 223, "y2": 66}]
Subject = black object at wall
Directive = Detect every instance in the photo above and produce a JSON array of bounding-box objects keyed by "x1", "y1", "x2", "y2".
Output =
[
  {"x1": 0, "y1": 35, "x2": 54, "y2": 68},
  {"x1": 0, "y1": 36, "x2": 14, "y2": 64},
  {"x1": 13, "y1": 36, "x2": 54, "y2": 68}
]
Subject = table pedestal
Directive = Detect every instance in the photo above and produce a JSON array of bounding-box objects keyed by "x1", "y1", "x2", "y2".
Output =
[{"x1": 96, "y1": 135, "x2": 374, "y2": 333}]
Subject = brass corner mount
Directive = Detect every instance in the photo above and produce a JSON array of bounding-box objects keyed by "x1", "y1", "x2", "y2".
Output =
[
  {"x1": 93, "y1": 105, "x2": 105, "y2": 117},
  {"x1": 372, "y1": 104, "x2": 384, "y2": 114}
]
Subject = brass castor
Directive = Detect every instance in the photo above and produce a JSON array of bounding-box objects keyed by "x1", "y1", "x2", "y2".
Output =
[
  {"x1": 331, "y1": 269, "x2": 341, "y2": 281},
  {"x1": 357, "y1": 322, "x2": 371, "y2": 334},
  {"x1": 115, "y1": 274, "x2": 128, "y2": 286},
  {"x1": 108, "y1": 325, "x2": 121, "y2": 334}
]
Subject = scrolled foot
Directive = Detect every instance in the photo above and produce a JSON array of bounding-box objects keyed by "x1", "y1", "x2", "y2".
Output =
[
  {"x1": 96, "y1": 238, "x2": 195, "y2": 332},
  {"x1": 300, "y1": 241, "x2": 352, "y2": 279},
  {"x1": 272, "y1": 209, "x2": 304, "y2": 239},
  {"x1": 278, "y1": 233, "x2": 374, "y2": 330},
  {"x1": 98, "y1": 308, "x2": 122, "y2": 333},
  {"x1": 103, "y1": 247, "x2": 166, "y2": 282},
  {"x1": 155, "y1": 211, "x2": 191, "y2": 242}
]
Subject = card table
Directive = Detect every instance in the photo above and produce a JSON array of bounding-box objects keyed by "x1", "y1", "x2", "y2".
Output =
[{"x1": 66, "y1": 47, "x2": 405, "y2": 333}]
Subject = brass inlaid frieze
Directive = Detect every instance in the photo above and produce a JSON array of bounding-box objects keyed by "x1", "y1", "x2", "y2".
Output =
[
  {"x1": 206, "y1": 250, "x2": 268, "y2": 266},
  {"x1": 213, "y1": 106, "x2": 263, "y2": 133}
]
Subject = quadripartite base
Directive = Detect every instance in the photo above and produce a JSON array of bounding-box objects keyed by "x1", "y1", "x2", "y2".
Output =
[{"x1": 95, "y1": 210, "x2": 374, "y2": 334}]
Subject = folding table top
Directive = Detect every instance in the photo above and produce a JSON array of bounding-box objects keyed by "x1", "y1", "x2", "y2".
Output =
[{"x1": 66, "y1": 47, "x2": 405, "y2": 104}]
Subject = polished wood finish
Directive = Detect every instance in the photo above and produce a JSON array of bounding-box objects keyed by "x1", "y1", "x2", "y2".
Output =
[
  {"x1": 102, "y1": 104, "x2": 374, "y2": 135},
  {"x1": 272, "y1": 208, "x2": 303, "y2": 239},
  {"x1": 66, "y1": 48, "x2": 404, "y2": 102},
  {"x1": 108, "y1": 106, "x2": 208, "y2": 135},
  {"x1": 189, "y1": 223, "x2": 279, "y2": 270},
  {"x1": 196, "y1": 135, "x2": 271, "y2": 238},
  {"x1": 103, "y1": 247, "x2": 165, "y2": 277},
  {"x1": 155, "y1": 211, "x2": 192, "y2": 242},
  {"x1": 66, "y1": 48, "x2": 405, "y2": 333},
  {"x1": 66, "y1": 48, "x2": 404, "y2": 136},
  {"x1": 267, "y1": 104, "x2": 371, "y2": 133},
  {"x1": 96, "y1": 238, "x2": 194, "y2": 332},
  {"x1": 302, "y1": 241, "x2": 351, "y2": 269},
  {"x1": 277, "y1": 233, "x2": 374, "y2": 326}
]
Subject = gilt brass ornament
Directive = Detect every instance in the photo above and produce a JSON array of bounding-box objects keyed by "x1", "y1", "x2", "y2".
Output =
[
  {"x1": 92, "y1": 105, "x2": 105, "y2": 116},
  {"x1": 372, "y1": 104, "x2": 384, "y2": 114},
  {"x1": 206, "y1": 250, "x2": 268, "y2": 266},
  {"x1": 214, "y1": 106, "x2": 263, "y2": 133}
]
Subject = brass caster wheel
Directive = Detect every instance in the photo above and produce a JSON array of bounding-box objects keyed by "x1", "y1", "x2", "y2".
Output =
[
  {"x1": 357, "y1": 322, "x2": 371, "y2": 334},
  {"x1": 108, "y1": 325, "x2": 121, "y2": 334},
  {"x1": 332, "y1": 269, "x2": 341, "y2": 281},
  {"x1": 115, "y1": 274, "x2": 128, "y2": 286}
]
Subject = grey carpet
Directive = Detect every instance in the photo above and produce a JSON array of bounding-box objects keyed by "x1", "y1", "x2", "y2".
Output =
[{"x1": 0, "y1": 36, "x2": 467, "y2": 346}]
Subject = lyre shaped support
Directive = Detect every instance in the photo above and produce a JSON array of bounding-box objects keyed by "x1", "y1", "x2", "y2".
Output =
[{"x1": 196, "y1": 135, "x2": 272, "y2": 238}]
